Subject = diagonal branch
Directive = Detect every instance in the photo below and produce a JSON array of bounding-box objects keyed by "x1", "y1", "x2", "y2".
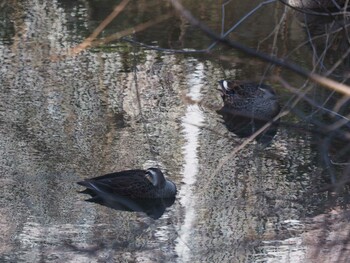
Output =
[
  {"x1": 90, "y1": 13, "x2": 173, "y2": 48},
  {"x1": 170, "y1": 0, "x2": 350, "y2": 96},
  {"x1": 71, "y1": 0, "x2": 131, "y2": 54}
]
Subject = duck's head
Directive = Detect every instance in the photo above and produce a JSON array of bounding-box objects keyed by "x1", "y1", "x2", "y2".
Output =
[
  {"x1": 218, "y1": 80, "x2": 236, "y2": 97},
  {"x1": 218, "y1": 80, "x2": 251, "y2": 99},
  {"x1": 219, "y1": 80, "x2": 277, "y2": 100},
  {"x1": 145, "y1": 168, "x2": 166, "y2": 188}
]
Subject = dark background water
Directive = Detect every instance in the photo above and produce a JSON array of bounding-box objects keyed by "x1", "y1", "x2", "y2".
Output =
[{"x1": 0, "y1": 0, "x2": 349, "y2": 262}]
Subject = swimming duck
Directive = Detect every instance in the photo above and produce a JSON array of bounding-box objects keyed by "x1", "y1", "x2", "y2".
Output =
[
  {"x1": 77, "y1": 168, "x2": 177, "y2": 199},
  {"x1": 218, "y1": 80, "x2": 280, "y2": 119},
  {"x1": 217, "y1": 80, "x2": 280, "y2": 144}
]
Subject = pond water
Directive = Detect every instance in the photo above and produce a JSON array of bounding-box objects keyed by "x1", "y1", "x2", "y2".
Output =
[{"x1": 1, "y1": 0, "x2": 349, "y2": 262}]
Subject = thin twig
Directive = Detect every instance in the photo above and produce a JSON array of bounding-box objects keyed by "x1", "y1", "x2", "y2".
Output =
[
  {"x1": 53, "y1": 1, "x2": 173, "y2": 61},
  {"x1": 277, "y1": 76, "x2": 349, "y2": 125},
  {"x1": 257, "y1": 4, "x2": 287, "y2": 51},
  {"x1": 132, "y1": 43, "x2": 157, "y2": 159},
  {"x1": 71, "y1": 0, "x2": 131, "y2": 54},
  {"x1": 212, "y1": 110, "x2": 288, "y2": 176},
  {"x1": 90, "y1": 13, "x2": 173, "y2": 47},
  {"x1": 170, "y1": 0, "x2": 350, "y2": 96},
  {"x1": 208, "y1": 0, "x2": 277, "y2": 50}
]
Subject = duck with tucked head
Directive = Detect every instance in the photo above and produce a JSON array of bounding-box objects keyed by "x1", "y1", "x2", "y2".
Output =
[
  {"x1": 217, "y1": 80, "x2": 280, "y2": 144},
  {"x1": 77, "y1": 167, "x2": 177, "y2": 199},
  {"x1": 77, "y1": 168, "x2": 177, "y2": 219}
]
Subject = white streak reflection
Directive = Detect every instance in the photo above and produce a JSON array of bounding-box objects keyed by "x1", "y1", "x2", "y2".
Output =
[{"x1": 176, "y1": 63, "x2": 204, "y2": 262}]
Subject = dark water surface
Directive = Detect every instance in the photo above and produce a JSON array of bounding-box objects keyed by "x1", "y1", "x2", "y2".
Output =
[{"x1": 1, "y1": 0, "x2": 349, "y2": 262}]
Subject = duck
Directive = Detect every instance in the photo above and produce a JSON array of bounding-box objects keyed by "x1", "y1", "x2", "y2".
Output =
[
  {"x1": 218, "y1": 80, "x2": 280, "y2": 119},
  {"x1": 77, "y1": 167, "x2": 177, "y2": 199},
  {"x1": 217, "y1": 80, "x2": 280, "y2": 144}
]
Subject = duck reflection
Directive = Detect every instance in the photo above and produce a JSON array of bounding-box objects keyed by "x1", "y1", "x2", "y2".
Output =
[
  {"x1": 77, "y1": 168, "x2": 177, "y2": 219},
  {"x1": 217, "y1": 80, "x2": 280, "y2": 145},
  {"x1": 79, "y1": 189, "x2": 176, "y2": 220}
]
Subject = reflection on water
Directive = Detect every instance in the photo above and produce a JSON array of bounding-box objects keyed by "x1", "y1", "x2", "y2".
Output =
[
  {"x1": 0, "y1": 0, "x2": 349, "y2": 262},
  {"x1": 218, "y1": 109, "x2": 280, "y2": 145},
  {"x1": 176, "y1": 62, "x2": 204, "y2": 262},
  {"x1": 79, "y1": 190, "x2": 176, "y2": 220}
]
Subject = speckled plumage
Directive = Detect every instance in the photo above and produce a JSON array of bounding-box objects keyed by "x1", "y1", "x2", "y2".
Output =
[
  {"x1": 218, "y1": 80, "x2": 281, "y2": 144},
  {"x1": 218, "y1": 80, "x2": 280, "y2": 120},
  {"x1": 77, "y1": 168, "x2": 177, "y2": 199}
]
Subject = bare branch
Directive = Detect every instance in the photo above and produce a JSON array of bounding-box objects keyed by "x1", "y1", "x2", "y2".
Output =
[
  {"x1": 170, "y1": 0, "x2": 350, "y2": 96},
  {"x1": 61, "y1": 2, "x2": 172, "y2": 58},
  {"x1": 90, "y1": 13, "x2": 173, "y2": 48},
  {"x1": 209, "y1": 0, "x2": 277, "y2": 50},
  {"x1": 71, "y1": 0, "x2": 131, "y2": 54}
]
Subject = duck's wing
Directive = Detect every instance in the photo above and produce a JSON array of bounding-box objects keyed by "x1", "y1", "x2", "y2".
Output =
[
  {"x1": 77, "y1": 170, "x2": 155, "y2": 198},
  {"x1": 87, "y1": 169, "x2": 147, "y2": 181}
]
